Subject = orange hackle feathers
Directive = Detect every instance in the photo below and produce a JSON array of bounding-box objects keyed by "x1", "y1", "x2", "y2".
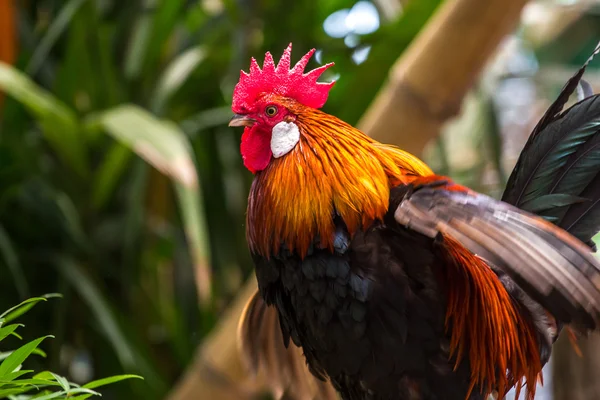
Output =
[
  {"x1": 442, "y1": 236, "x2": 542, "y2": 400},
  {"x1": 245, "y1": 96, "x2": 545, "y2": 397},
  {"x1": 246, "y1": 97, "x2": 432, "y2": 258}
]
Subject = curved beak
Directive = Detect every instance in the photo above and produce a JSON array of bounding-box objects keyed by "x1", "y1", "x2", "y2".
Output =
[{"x1": 229, "y1": 114, "x2": 256, "y2": 127}]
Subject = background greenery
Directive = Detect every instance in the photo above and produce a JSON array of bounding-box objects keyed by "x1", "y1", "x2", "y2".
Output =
[{"x1": 1, "y1": 0, "x2": 600, "y2": 399}]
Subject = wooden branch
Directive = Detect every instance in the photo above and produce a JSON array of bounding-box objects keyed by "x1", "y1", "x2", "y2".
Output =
[{"x1": 359, "y1": 0, "x2": 530, "y2": 155}]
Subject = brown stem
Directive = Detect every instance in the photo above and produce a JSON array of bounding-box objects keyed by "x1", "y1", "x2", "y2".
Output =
[{"x1": 359, "y1": 0, "x2": 530, "y2": 155}]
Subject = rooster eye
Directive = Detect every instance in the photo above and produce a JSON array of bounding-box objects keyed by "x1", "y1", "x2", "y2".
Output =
[{"x1": 265, "y1": 105, "x2": 278, "y2": 117}]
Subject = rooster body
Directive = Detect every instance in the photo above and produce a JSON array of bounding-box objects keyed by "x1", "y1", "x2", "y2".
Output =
[{"x1": 232, "y1": 44, "x2": 600, "y2": 400}]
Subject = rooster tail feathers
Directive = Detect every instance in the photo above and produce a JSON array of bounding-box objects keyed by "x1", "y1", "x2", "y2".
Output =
[
  {"x1": 238, "y1": 290, "x2": 338, "y2": 400},
  {"x1": 502, "y1": 41, "x2": 600, "y2": 248}
]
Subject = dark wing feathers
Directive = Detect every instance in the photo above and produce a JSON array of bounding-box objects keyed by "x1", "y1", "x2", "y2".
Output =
[
  {"x1": 561, "y1": 175, "x2": 600, "y2": 244},
  {"x1": 502, "y1": 94, "x2": 600, "y2": 209},
  {"x1": 238, "y1": 289, "x2": 338, "y2": 400},
  {"x1": 503, "y1": 41, "x2": 600, "y2": 209},
  {"x1": 501, "y1": 42, "x2": 600, "y2": 251},
  {"x1": 395, "y1": 186, "x2": 600, "y2": 332}
]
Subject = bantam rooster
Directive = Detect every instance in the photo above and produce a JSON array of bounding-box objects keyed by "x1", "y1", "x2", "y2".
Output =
[{"x1": 231, "y1": 43, "x2": 600, "y2": 400}]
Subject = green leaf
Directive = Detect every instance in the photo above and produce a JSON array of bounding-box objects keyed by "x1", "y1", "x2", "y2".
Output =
[
  {"x1": 25, "y1": 0, "x2": 88, "y2": 76},
  {"x1": 32, "y1": 371, "x2": 54, "y2": 380},
  {"x1": 124, "y1": 5, "x2": 154, "y2": 79},
  {"x1": 0, "y1": 63, "x2": 88, "y2": 176},
  {"x1": 0, "y1": 369, "x2": 32, "y2": 381},
  {"x1": 28, "y1": 391, "x2": 68, "y2": 400},
  {"x1": 82, "y1": 374, "x2": 143, "y2": 389},
  {"x1": 86, "y1": 105, "x2": 211, "y2": 303},
  {"x1": 0, "y1": 387, "x2": 32, "y2": 397},
  {"x1": 3, "y1": 378, "x2": 61, "y2": 386},
  {"x1": 0, "y1": 336, "x2": 53, "y2": 377},
  {"x1": 0, "y1": 295, "x2": 62, "y2": 323},
  {"x1": 49, "y1": 373, "x2": 70, "y2": 392},
  {"x1": 0, "y1": 324, "x2": 24, "y2": 342}
]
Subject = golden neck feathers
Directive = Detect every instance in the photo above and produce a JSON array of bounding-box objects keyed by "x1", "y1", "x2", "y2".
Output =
[{"x1": 246, "y1": 107, "x2": 432, "y2": 258}]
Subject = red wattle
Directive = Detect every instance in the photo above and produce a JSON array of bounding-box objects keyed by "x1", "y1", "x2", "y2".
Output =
[{"x1": 241, "y1": 126, "x2": 272, "y2": 173}]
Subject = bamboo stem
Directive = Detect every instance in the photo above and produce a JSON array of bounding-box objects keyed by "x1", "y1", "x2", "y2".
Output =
[{"x1": 359, "y1": 0, "x2": 530, "y2": 155}]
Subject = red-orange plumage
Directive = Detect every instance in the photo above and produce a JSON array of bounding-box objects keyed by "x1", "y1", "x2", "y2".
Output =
[
  {"x1": 234, "y1": 44, "x2": 600, "y2": 400},
  {"x1": 442, "y1": 236, "x2": 541, "y2": 400},
  {"x1": 245, "y1": 97, "x2": 541, "y2": 399},
  {"x1": 246, "y1": 98, "x2": 432, "y2": 258}
]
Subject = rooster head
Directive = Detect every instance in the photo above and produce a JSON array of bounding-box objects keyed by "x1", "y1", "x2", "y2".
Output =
[{"x1": 229, "y1": 43, "x2": 335, "y2": 173}]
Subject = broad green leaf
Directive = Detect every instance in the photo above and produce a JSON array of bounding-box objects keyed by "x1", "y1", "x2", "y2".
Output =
[
  {"x1": 86, "y1": 105, "x2": 211, "y2": 303},
  {"x1": 0, "y1": 63, "x2": 88, "y2": 176},
  {"x1": 82, "y1": 374, "x2": 143, "y2": 389},
  {"x1": 0, "y1": 336, "x2": 53, "y2": 377}
]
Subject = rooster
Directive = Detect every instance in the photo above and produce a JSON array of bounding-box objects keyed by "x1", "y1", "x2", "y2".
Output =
[{"x1": 231, "y1": 43, "x2": 600, "y2": 400}]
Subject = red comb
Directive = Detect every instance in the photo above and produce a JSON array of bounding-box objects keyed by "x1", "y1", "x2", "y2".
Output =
[{"x1": 232, "y1": 43, "x2": 335, "y2": 112}]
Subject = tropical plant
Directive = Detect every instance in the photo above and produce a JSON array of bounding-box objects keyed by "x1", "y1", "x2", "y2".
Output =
[{"x1": 0, "y1": 294, "x2": 141, "y2": 399}]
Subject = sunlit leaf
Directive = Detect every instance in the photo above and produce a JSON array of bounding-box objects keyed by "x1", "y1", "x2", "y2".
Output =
[
  {"x1": 82, "y1": 374, "x2": 143, "y2": 389},
  {"x1": 0, "y1": 336, "x2": 53, "y2": 377},
  {"x1": 86, "y1": 105, "x2": 212, "y2": 303}
]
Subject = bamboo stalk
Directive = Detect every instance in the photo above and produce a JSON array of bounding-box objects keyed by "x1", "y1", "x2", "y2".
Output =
[
  {"x1": 358, "y1": 0, "x2": 530, "y2": 155},
  {"x1": 166, "y1": 0, "x2": 532, "y2": 398}
]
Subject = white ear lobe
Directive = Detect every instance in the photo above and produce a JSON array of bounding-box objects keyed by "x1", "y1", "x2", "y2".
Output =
[{"x1": 271, "y1": 121, "x2": 300, "y2": 158}]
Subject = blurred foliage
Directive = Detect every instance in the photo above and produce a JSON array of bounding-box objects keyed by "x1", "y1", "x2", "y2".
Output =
[
  {"x1": 0, "y1": 294, "x2": 141, "y2": 399},
  {"x1": 0, "y1": 0, "x2": 443, "y2": 398}
]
